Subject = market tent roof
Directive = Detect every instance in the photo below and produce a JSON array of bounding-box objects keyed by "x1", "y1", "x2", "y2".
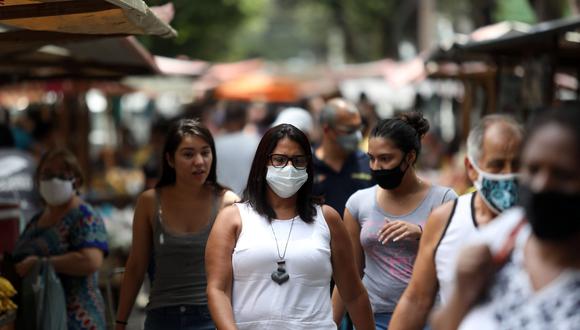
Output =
[
  {"x1": 430, "y1": 17, "x2": 580, "y2": 67},
  {"x1": 154, "y1": 56, "x2": 209, "y2": 76},
  {"x1": 459, "y1": 17, "x2": 580, "y2": 54},
  {"x1": 0, "y1": 0, "x2": 176, "y2": 38},
  {"x1": 0, "y1": 36, "x2": 160, "y2": 81},
  {"x1": 215, "y1": 74, "x2": 300, "y2": 103}
]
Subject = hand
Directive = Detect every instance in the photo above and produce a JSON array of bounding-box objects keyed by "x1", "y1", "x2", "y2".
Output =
[
  {"x1": 453, "y1": 244, "x2": 494, "y2": 306},
  {"x1": 15, "y1": 255, "x2": 39, "y2": 277},
  {"x1": 378, "y1": 219, "x2": 421, "y2": 244}
]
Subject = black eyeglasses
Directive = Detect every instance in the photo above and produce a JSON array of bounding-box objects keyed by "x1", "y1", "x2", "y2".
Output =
[{"x1": 269, "y1": 154, "x2": 309, "y2": 170}]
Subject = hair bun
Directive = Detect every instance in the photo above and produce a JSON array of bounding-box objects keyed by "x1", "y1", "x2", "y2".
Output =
[{"x1": 398, "y1": 111, "x2": 429, "y2": 138}]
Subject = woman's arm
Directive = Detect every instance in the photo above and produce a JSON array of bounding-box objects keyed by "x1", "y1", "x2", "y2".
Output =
[
  {"x1": 389, "y1": 202, "x2": 455, "y2": 330},
  {"x1": 331, "y1": 208, "x2": 364, "y2": 325},
  {"x1": 430, "y1": 244, "x2": 494, "y2": 330},
  {"x1": 324, "y1": 205, "x2": 374, "y2": 330},
  {"x1": 49, "y1": 248, "x2": 103, "y2": 276},
  {"x1": 115, "y1": 191, "x2": 155, "y2": 330},
  {"x1": 206, "y1": 204, "x2": 242, "y2": 330}
]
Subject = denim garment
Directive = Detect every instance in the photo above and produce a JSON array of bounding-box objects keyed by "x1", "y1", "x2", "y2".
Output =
[{"x1": 144, "y1": 305, "x2": 215, "y2": 330}]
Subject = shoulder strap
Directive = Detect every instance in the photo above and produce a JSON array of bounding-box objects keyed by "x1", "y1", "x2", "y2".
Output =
[
  {"x1": 208, "y1": 191, "x2": 220, "y2": 225},
  {"x1": 492, "y1": 218, "x2": 527, "y2": 266},
  {"x1": 441, "y1": 188, "x2": 453, "y2": 204},
  {"x1": 151, "y1": 189, "x2": 162, "y2": 236}
]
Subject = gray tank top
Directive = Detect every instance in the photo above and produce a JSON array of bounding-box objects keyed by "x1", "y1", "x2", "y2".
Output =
[{"x1": 147, "y1": 190, "x2": 219, "y2": 310}]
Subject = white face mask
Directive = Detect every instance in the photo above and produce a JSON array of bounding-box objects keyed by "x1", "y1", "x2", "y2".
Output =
[
  {"x1": 266, "y1": 165, "x2": 308, "y2": 199},
  {"x1": 39, "y1": 178, "x2": 74, "y2": 206}
]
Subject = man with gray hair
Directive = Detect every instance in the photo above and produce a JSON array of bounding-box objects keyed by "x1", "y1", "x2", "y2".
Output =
[
  {"x1": 388, "y1": 114, "x2": 523, "y2": 330},
  {"x1": 313, "y1": 98, "x2": 374, "y2": 217}
]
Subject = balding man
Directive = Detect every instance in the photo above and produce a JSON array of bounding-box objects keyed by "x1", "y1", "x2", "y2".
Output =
[
  {"x1": 388, "y1": 115, "x2": 524, "y2": 330},
  {"x1": 313, "y1": 98, "x2": 374, "y2": 216}
]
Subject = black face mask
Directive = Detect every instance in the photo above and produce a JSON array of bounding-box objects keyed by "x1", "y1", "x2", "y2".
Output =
[
  {"x1": 519, "y1": 184, "x2": 580, "y2": 241},
  {"x1": 371, "y1": 156, "x2": 409, "y2": 190}
]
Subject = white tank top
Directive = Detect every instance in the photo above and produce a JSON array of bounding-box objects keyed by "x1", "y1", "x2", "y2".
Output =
[
  {"x1": 232, "y1": 202, "x2": 336, "y2": 330},
  {"x1": 434, "y1": 192, "x2": 478, "y2": 304}
]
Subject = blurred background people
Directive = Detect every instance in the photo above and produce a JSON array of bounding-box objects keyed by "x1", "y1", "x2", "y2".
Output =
[
  {"x1": 332, "y1": 112, "x2": 457, "y2": 330},
  {"x1": 271, "y1": 107, "x2": 314, "y2": 140},
  {"x1": 215, "y1": 101, "x2": 261, "y2": 196},
  {"x1": 13, "y1": 148, "x2": 109, "y2": 329},
  {"x1": 389, "y1": 114, "x2": 524, "y2": 329},
  {"x1": 206, "y1": 124, "x2": 374, "y2": 330},
  {"x1": 0, "y1": 123, "x2": 41, "y2": 227},
  {"x1": 115, "y1": 119, "x2": 238, "y2": 330},
  {"x1": 313, "y1": 98, "x2": 373, "y2": 217},
  {"x1": 432, "y1": 107, "x2": 580, "y2": 330}
]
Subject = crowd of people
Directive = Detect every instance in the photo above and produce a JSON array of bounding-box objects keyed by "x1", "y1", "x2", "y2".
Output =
[{"x1": 1, "y1": 97, "x2": 579, "y2": 330}]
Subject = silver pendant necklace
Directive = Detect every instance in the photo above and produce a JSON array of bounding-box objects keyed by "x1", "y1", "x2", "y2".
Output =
[{"x1": 269, "y1": 217, "x2": 295, "y2": 285}]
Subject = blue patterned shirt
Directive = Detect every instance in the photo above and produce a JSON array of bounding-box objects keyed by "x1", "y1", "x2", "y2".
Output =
[{"x1": 14, "y1": 203, "x2": 109, "y2": 330}]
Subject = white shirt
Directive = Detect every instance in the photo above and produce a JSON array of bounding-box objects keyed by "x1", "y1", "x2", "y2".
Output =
[
  {"x1": 232, "y1": 202, "x2": 336, "y2": 330},
  {"x1": 459, "y1": 208, "x2": 580, "y2": 330}
]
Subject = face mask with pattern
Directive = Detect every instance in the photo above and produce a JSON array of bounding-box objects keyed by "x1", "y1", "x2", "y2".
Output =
[{"x1": 469, "y1": 157, "x2": 519, "y2": 214}]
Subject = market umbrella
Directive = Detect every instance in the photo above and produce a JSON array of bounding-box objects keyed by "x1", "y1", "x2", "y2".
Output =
[{"x1": 215, "y1": 74, "x2": 300, "y2": 103}]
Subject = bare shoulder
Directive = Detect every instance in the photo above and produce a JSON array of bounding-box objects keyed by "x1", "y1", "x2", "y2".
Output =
[
  {"x1": 321, "y1": 204, "x2": 343, "y2": 231},
  {"x1": 215, "y1": 203, "x2": 243, "y2": 229},
  {"x1": 136, "y1": 189, "x2": 157, "y2": 213},
  {"x1": 426, "y1": 199, "x2": 456, "y2": 230},
  {"x1": 220, "y1": 190, "x2": 240, "y2": 209}
]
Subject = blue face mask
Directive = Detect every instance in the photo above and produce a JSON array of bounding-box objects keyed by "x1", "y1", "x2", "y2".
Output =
[{"x1": 470, "y1": 157, "x2": 519, "y2": 214}]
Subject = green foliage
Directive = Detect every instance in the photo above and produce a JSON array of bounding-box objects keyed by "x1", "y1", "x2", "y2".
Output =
[
  {"x1": 139, "y1": 0, "x2": 573, "y2": 63},
  {"x1": 139, "y1": 0, "x2": 266, "y2": 61},
  {"x1": 494, "y1": 0, "x2": 536, "y2": 23}
]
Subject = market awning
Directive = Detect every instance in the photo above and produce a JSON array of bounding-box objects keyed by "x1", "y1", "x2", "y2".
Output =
[
  {"x1": 215, "y1": 74, "x2": 300, "y2": 103},
  {"x1": 0, "y1": 36, "x2": 160, "y2": 81},
  {"x1": 430, "y1": 17, "x2": 580, "y2": 67},
  {"x1": 0, "y1": 0, "x2": 176, "y2": 38}
]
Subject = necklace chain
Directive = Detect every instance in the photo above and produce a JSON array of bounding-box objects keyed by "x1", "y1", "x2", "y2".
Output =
[{"x1": 270, "y1": 217, "x2": 295, "y2": 260}]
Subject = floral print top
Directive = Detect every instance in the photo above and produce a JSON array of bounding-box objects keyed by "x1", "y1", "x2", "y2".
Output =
[{"x1": 13, "y1": 203, "x2": 109, "y2": 330}]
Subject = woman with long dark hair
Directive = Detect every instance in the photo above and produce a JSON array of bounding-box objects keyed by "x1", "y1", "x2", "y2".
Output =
[
  {"x1": 206, "y1": 123, "x2": 374, "y2": 330},
  {"x1": 115, "y1": 119, "x2": 238, "y2": 330}
]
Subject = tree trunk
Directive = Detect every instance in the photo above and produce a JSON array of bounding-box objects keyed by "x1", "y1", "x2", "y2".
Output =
[
  {"x1": 327, "y1": 0, "x2": 361, "y2": 61},
  {"x1": 418, "y1": 0, "x2": 436, "y2": 52}
]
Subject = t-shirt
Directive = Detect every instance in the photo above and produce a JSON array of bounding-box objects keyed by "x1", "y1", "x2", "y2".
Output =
[
  {"x1": 313, "y1": 150, "x2": 374, "y2": 216},
  {"x1": 459, "y1": 208, "x2": 580, "y2": 330},
  {"x1": 215, "y1": 131, "x2": 261, "y2": 196},
  {"x1": 0, "y1": 148, "x2": 41, "y2": 223},
  {"x1": 346, "y1": 184, "x2": 457, "y2": 313}
]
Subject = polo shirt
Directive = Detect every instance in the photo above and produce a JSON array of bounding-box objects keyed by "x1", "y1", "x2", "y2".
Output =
[{"x1": 312, "y1": 150, "x2": 374, "y2": 216}]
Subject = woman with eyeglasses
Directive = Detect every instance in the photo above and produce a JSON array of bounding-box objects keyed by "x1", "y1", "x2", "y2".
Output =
[
  {"x1": 206, "y1": 123, "x2": 374, "y2": 330},
  {"x1": 115, "y1": 119, "x2": 239, "y2": 330},
  {"x1": 332, "y1": 112, "x2": 457, "y2": 330},
  {"x1": 13, "y1": 148, "x2": 109, "y2": 329}
]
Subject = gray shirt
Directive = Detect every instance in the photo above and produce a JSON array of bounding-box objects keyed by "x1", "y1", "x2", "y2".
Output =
[
  {"x1": 147, "y1": 191, "x2": 219, "y2": 310},
  {"x1": 346, "y1": 184, "x2": 457, "y2": 313},
  {"x1": 215, "y1": 131, "x2": 260, "y2": 196}
]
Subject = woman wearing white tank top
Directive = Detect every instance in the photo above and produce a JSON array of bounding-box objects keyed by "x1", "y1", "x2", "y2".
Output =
[{"x1": 206, "y1": 124, "x2": 374, "y2": 330}]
